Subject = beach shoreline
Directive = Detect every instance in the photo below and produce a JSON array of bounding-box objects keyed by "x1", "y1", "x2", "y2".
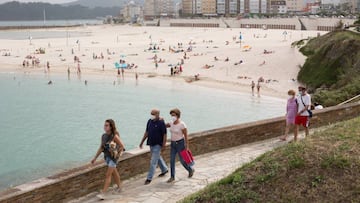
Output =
[
  {"x1": 0, "y1": 25, "x2": 325, "y2": 98},
  {"x1": 0, "y1": 64, "x2": 289, "y2": 99}
]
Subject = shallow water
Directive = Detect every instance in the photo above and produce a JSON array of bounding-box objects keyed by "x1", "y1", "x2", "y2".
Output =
[{"x1": 0, "y1": 72, "x2": 286, "y2": 191}]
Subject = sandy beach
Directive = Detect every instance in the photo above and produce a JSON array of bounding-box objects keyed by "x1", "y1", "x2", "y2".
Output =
[{"x1": 0, "y1": 25, "x2": 326, "y2": 98}]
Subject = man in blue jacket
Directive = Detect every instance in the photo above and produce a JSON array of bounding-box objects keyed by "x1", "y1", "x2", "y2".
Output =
[{"x1": 139, "y1": 109, "x2": 168, "y2": 185}]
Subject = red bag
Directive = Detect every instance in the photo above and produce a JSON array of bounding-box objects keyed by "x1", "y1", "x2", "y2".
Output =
[{"x1": 180, "y1": 149, "x2": 194, "y2": 165}]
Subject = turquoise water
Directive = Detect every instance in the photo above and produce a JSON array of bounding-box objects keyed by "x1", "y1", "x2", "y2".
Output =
[{"x1": 0, "y1": 72, "x2": 286, "y2": 191}]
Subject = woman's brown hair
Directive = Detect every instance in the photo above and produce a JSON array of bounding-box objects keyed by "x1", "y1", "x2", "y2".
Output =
[
  {"x1": 170, "y1": 108, "x2": 181, "y2": 118},
  {"x1": 288, "y1": 90, "x2": 296, "y2": 96},
  {"x1": 105, "y1": 119, "x2": 119, "y2": 136}
]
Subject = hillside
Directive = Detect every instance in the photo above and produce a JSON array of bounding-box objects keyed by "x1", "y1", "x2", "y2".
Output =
[
  {"x1": 297, "y1": 30, "x2": 360, "y2": 106},
  {"x1": 0, "y1": 1, "x2": 121, "y2": 20},
  {"x1": 182, "y1": 117, "x2": 360, "y2": 202},
  {"x1": 64, "y1": 0, "x2": 144, "y2": 8}
]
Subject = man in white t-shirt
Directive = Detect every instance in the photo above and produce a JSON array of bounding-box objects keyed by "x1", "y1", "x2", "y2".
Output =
[{"x1": 294, "y1": 86, "x2": 311, "y2": 141}]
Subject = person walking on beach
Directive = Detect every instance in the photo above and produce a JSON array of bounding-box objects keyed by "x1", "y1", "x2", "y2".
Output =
[
  {"x1": 139, "y1": 109, "x2": 169, "y2": 185},
  {"x1": 281, "y1": 90, "x2": 298, "y2": 141},
  {"x1": 166, "y1": 108, "x2": 194, "y2": 183},
  {"x1": 91, "y1": 119, "x2": 125, "y2": 200},
  {"x1": 294, "y1": 86, "x2": 311, "y2": 141},
  {"x1": 170, "y1": 67, "x2": 174, "y2": 76},
  {"x1": 77, "y1": 63, "x2": 81, "y2": 74},
  {"x1": 257, "y1": 82, "x2": 261, "y2": 96},
  {"x1": 251, "y1": 81, "x2": 255, "y2": 95}
]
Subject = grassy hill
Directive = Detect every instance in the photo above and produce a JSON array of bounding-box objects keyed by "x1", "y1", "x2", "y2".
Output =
[
  {"x1": 297, "y1": 30, "x2": 360, "y2": 106},
  {"x1": 181, "y1": 117, "x2": 360, "y2": 202}
]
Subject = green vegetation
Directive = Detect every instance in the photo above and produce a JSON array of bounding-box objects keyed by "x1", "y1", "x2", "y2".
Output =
[
  {"x1": 181, "y1": 117, "x2": 360, "y2": 203},
  {"x1": 297, "y1": 30, "x2": 360, "y2": 106}
]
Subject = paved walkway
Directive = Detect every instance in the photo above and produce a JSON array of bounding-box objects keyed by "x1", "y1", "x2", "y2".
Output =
[{"x1": 70, "y1": 133, "x2": 308, "y2": 203}]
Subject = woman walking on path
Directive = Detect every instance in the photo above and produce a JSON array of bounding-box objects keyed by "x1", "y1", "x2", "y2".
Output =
[
  {"x1": 281, "y1": 90, "x2": 298, "y2": 141},
  {"x1": 91, "y1": 119, "x2": 125, "y2": 200},
  {"x1": 166, "y1": 108, "x2": 195, "y2": 183}
]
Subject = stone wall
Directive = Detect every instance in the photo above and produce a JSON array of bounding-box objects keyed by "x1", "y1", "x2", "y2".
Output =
[{"x1": 1, "y1": 102, "x2": 359, "y2": 203}]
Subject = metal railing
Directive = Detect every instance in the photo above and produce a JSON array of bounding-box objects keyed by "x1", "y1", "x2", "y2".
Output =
[{"x1": 337, "y1": 94, "x2": 360, "y2": 106}]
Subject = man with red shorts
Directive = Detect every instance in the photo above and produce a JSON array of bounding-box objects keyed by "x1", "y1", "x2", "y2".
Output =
[{"x1": 294, "y1": 86, "x2": 311, "y2": 141}]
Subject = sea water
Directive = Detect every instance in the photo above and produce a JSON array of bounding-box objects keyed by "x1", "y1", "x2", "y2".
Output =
[{"x1": 0, "y1": 72, "x2": 286, "y2": 191}]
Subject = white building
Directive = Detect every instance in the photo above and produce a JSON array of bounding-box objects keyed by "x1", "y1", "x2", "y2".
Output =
[
  {"x1": 286, "y1": 0, "x2": 304, "y2": 12},
  {"x1": 270, "y1": 0, "x2": 287, "y2": 13},
  {"x1": 144, "y1": 0, "x2": 174, "y2": 19},
  {"x1": 217, "y1": 0, "x2": 226, "y2": 14},
  {"x1": 229, "y1": 0, "x2": 238, "y2": 14},
  {"x1": 121, "y1": 1, "x2": 142, "y2": 22}
]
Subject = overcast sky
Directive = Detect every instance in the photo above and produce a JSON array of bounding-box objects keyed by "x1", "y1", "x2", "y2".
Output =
[{"x1": 0, "y1": 0, "x2": 74, "y2": 3}]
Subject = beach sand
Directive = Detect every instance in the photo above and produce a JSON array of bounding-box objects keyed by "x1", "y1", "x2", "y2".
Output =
[{"x1": 0, "y1": 25, "x2": 326, "y2": 98}]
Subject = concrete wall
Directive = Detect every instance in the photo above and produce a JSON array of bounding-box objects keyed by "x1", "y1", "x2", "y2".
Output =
[
  {"x1": 234, "y1": 18, "x2": 301, "y2": 30},
  {"x1": 155, "y1": 18, "x2": 357, "y2": 30},
  {"x1": 1, "y1": 102, "x2": 360, "y2": 203},
  {"x1": 159, "y1": 19, "x2": 227, "y2": 28},
  {"x1": 299, "y1": 17, "x2": 356, "y2": 31}
]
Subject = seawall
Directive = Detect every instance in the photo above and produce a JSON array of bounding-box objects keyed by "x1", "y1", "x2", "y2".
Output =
[
  {"x1": 1, "y1": 102, "x2": 359, "y2": 202},
  {"x1": 153, "y1": 17, "x2": 356, "y2": 31}
]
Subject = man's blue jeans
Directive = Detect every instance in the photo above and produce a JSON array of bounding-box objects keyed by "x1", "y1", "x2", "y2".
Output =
[
  {"x1": 147, "y1": 145, "x2": 168, "y2": 180},
  {"x1": 170, "y1": 139, "x2": 193, "y2": 178}
]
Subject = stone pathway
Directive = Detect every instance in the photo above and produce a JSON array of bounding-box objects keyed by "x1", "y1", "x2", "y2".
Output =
[{"x1": 69, "y1": 133, "x2": 309, "y2": 203}]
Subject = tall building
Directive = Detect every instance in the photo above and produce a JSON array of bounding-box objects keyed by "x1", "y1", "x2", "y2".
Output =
[
  {"x1": 202, "y1": 0, "x2": 217, "y2": 15},
  {"x1": 286, "y1": 0, "x2": 304, "y2": 12},
  {"x1": 121, "y1": 1, "x2": 142, "y2": 22},
  {"x1": 341, "y1": 0, "x2": 358, "y2": 13},
  {"x1": 194, "y1": 0, "x2": 203, "y2": 14},
  {"x1": 229, "y1": 0, "x2": 239, "y2": 14},
  {"x1": 216, "y1": 0, "x2": 239, "y2": 15},
  {"x1": 270, "y1": 0, "x2": 287, "y2": 13},
  {"x1": 182, "y1": 0, "x2": 202, "y2": 15},
  {"x1": 144, "y1": 0, "x2": 174, "y2": 19},
  {"x1": 182, "y1": 0, "x2": 193, "y2": 15},
  {"x1": 241, "y1": 0, "x2": 267, "y2": 13},
  {"x1": 217, "y1": 0, "x2": 226, "y2": 14}
]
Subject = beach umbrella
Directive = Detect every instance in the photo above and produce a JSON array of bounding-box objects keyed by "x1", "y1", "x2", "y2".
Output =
[
  {"x1": 120, "y1": 54, "x2": 126, "y2": 58},
  {"x1": 114, "y1": 62, "x2": 121, "y2": 69},
  {"x1": 239, "y1": 32, "x2": 243, "y2": 46}
]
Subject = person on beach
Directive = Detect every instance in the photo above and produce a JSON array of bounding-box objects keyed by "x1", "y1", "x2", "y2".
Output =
[
  {"x1": 281, "y1": 90, "x2": 298, "y2": 141},
  {"x1": 121, "y1": 68, "x2": 125, "y2": 78},
  {"x1": 91, "y1": 119, "x2": 125, "y2": 200},
  {"x1": 251, "y1": 81, "x2": 255, "y2": 95},
  {"x1": 257, "y1": 82, "x2": 261, "y2": 96},
  {"x1": 294, "y1": 86, "x2": 311, "y2": 141},
  {"x1": 77, "y1": 63, "x2": 81, "y2": 74},
  {"x1": 166, "y1": 108, "x2": 194, "y2": 183},
  {"x1": 139, "y1": 109, "x2": 169, "y2": 185}
]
